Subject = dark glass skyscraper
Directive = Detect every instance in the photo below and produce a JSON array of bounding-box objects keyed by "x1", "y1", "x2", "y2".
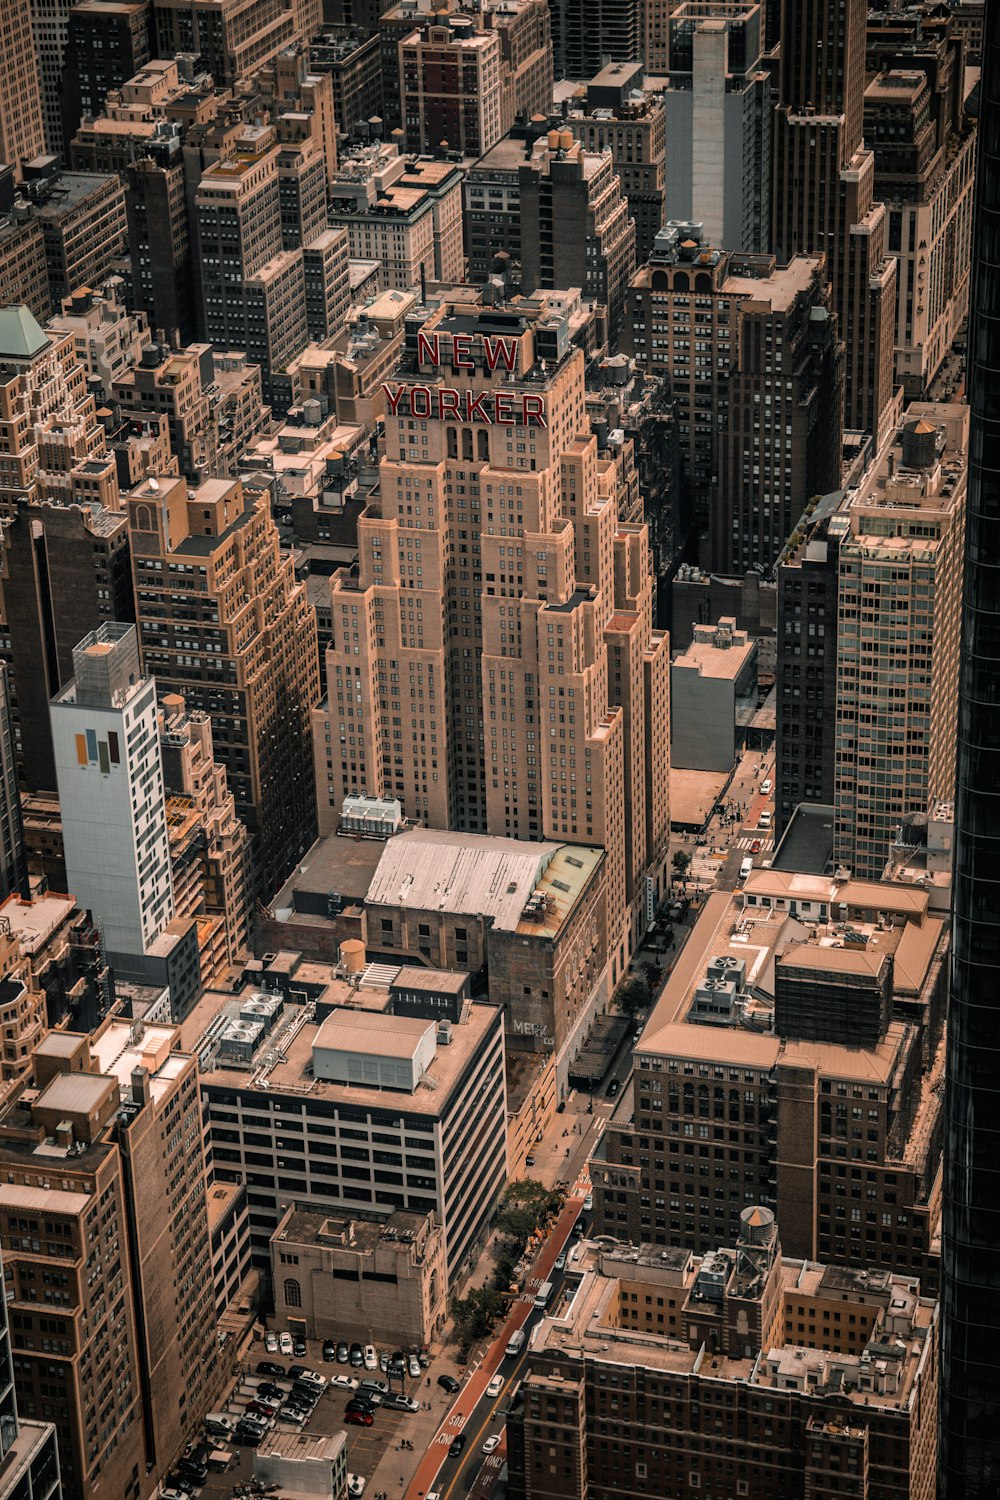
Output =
[{"x1": 940, "y1": 6, "x2": 1000, "y2": 1496}]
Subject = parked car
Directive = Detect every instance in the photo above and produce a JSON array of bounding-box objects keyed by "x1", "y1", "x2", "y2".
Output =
[
  {"x1": 486, "y1": 1374, "x2": 504, "y2": 1398},
  {"x1": 554, "y1": 1252, "x2": 567, "y2": 1271},
  {"x1": 330, "y1": 1375, "x2": 359, "y2": 1392},
  {"x1": 437, "y1": 1374, "x2": 461, "y2": 1394},
  {"x1": 359, "y1": 1379, "x2": 388, "y2": 1401},
  {"x1": 583, "y1": 1193, "x2": 594, "y2": 1211},
  {"x1": 257, "y1": 1360, "x2": 283, "y2": 1377},
  {"x1": 293, "y1": 1335, "x2": 307, "y2": 1358},
  {"x1": 482, "y1": 1435, "x2": 501, "y2": 1455},
  {"x1": 336, "y1": 1342, "x2": 350, "y2": 1364},
  {"x1": 760, "y1": 778, "x2": 772, "y2": 795},
  {"x1": 525, "y1": 1154, "x2": 536, "y2": 1167},
  {"x1": 279, "y1": 1332, "x2": 293, "y2": 1356},
  {"x1": 389, "y1": 1351, "x2": 407, "y2": 1375},
  {"x1": 449, "y1": 1434, "x2": 467, "y2": 1459},
  {"x1": 264, "y1": 1332, "x2": 279, "y2": 1354},
  {"x1": 346, "y1": 1397, "x2": 376, "y2": 1416},
  {"x1": 256, "y1": 1383, "x2": 283, "y2": 1400},
  {"x1": 363, "y1": 1345, "x2": 378, "y2": 1371},
  {"x1": 349, "y1": 1343, "x2": 364, "y2": 1367},
  {"x1": 607, "y1": 1079, "x2": 620, "y2": 1098},
  {"x1": 322, "y1": 1340, "x2": 337, "y2": 1363},
  {"x1": 247, "y1": 1400, "x2": 279, "y2": 1419},
  {"x1": 348, "y1": 1477, "x2": 366, "y2": 1499},
  {"x1": 281, "y1": 1409, "x2": 307, "y2": 1428},
  {"x1": 379, "y1": 1351, "x2": 390, "y2": 1374},
  {"x1": 383, "y1": 1392, "x2": 420, "y2": 1413},
  {"x1": 408, "y1": 1355, "x2": 421, "y2": 1379},
  {"x1": 345, "y1": 1410, "x2": 373, "y2": 1427},
  {"x1": 290, "y1": 1368, "x2": 326, "y2": 1388}
]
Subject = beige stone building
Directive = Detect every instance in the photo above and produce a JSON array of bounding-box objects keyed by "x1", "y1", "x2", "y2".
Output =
[
  {"x1": 507, "y1": 1212, "x2": 938, "y2": 1500},
  {"x1": 593, "y1": 871, "x2": 948, "y2": 1291},
  {"x1": 126, "y1": 473, "x2": 320, "y2": 898},
  {"x1": 314, "y1": 290, "x2": 670, "y2": 979},
  {"x1": 271, "y1": 1206, "x2": 446, "y2": 1347},
  {"x1": 327, "y1": 145, "x2": 465, "y2": 292},
  {"x1": 153, "y1": 0, "x2": 323, "y2": 86},
  {"x1": 0, "y1": 1, "x2": 46, "y2": 181},
  {"x1": 159, "y1": 695, "x2": 253, "y2": 984},
  {"x1": 833, "y1": 403, "x2": 967, "y2": 880},
  {"x1": 0, "y1": 1020, "x2": 222, "y2": 1500}
]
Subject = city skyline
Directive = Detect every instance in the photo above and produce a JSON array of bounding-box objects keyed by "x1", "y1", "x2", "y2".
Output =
[{"x1": 0, "y1": 0, "x2": 992, "y2": 1497}]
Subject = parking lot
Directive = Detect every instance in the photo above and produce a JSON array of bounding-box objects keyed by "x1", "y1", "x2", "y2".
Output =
[{"x1": 171, "y1": 1339, "x2": 440, "y2": 1498}]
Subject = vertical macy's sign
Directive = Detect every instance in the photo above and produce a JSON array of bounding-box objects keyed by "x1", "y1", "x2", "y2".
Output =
[{"x1": 381, "y1": 329, "x2": 548, "y2": 426}]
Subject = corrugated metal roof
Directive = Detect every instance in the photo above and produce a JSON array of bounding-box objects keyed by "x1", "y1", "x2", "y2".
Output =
[{"x1": 367, "y1": 828, "x2": 560, "y2": 929}]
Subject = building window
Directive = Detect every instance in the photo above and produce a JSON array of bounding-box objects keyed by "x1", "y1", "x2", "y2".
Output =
[{"x1": 284, "y1": 1278, "x2": 301, "y2": 1307}]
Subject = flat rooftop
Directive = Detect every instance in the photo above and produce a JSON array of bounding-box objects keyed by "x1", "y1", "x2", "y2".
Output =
[
  {"x1": 277, "y1": 1205, "x2": 430, "y2": 1251},
  {"x1": 366, "y1": 828, "x2": 602, "y2": 938},
  {"x1": 200, "y1": 996, "x2": 499, "y2": 1115},
  {"x1": 722, "y1": 254, "x2": 823, "y2": 313},
  {"x1": 0, "y1": 893, "x2": 77, "y2": 954},
  {"x1": 267, "y1": 830, "x2": 386, "y2": 910},
  {"x1": 770, "y1": 803, "x2": 835, "y2": 874}
]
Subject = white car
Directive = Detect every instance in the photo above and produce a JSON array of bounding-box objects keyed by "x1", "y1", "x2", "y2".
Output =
[
  {"x1": 408, "y1": 1355, "x2": 421, "y2": 1379},
  {"x1": 486, "y1": 1374, "x2": 504, "y2": 1399},
  {"x1": 760, "y1": 777, "x2": 773, "y2": 795},
  {"x1": 296, "y1": 1371, "x2": 326, "y2": 1389},
  {"x1": 348, "y1": 1477, "x2": 366, "y2": 1498},
  {"x1": 482, "y1": 1435, "x2": 501, "y2": 1455},
  {"x1": 583, "y1": 1193, "x2": 594, "y2": 1211},
  {"x1": 330, "y1": 1375, "x2": 359, "y2": 1392},
  {"x1": 363, "y1": 1345, "x2": 378, "y2": 1371},
  {"x1": 279, "y1": 1332, "x2": 293, "y2": 1356},
  {"x1": 264, "y1": 1331, "x2": 279, "y2": 1353}
]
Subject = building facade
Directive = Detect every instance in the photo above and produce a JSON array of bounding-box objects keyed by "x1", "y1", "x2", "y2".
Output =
[
  {"x1": 772, "y1": 0, "x2": 897, "y2": 442},
  {"x1": 50, "y1": 624, "x2": 175, "y2": 969},
  {"x1": 125, "y1": 473, "x2": 320, "y2": 899},
  {"x1": 833, "y1": 405, "x2": 966, "y2": 879},
  {"x1": 315, "y1": 289, "x2": 670, "y2": 977},
  {"x1": 506, "y1": 1216, "x2": 938, "y2": 1500},
  {"x1": 662, "y1": 0, "x2": 771, "y2": 253}
]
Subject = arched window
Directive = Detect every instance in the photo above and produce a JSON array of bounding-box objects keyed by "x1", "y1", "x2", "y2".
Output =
[
  {"x1": 695, "y1": 272, "x2": 712, "y2": 293},
  {"x1": 133, "y1": 503, "x2": 155, "y2": 532},
  {"x1": 284, "y1": 1278, "x2": 301, "y2": 1308},
  {"x1": 672, "y1": 271, "x2": 689, "y2": 292}
]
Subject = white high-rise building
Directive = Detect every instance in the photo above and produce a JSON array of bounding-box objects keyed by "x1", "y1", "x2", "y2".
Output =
[{"x1": 50, "y1": 624, "x2": 174, "y2": 963}]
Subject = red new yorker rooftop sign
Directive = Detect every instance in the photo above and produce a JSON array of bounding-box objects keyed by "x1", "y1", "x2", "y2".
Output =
[{"x1": 380, "y1": 329, "x2": 548, "y2": 427}]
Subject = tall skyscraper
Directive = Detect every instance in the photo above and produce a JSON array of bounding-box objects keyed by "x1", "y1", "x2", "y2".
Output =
[
  {"x1": 126, "y1": 473, "x2": 320, "y2": 899},
  {"x1": 940, "y1": 7, "x2": 1000, "y2": 1495},
  {"x1": 0, "y1": 1248, "x2": 62, "y2": 1500},
  {"x1": 832, "y1": 407, "x2": 966, "y2": 879},
  {"x1": 0, "y1": 1021, "x2": 222, "y2": 1498},
  {"x1": 772, "y1": 0, "x2": 897, "y2": 441},
  {"x1": 315, "y1": 289, "x2": 670, "y2": 970},
  {"x1": 519, "y1": 132, "x2": 636, "y2": 342},
  {"x1": 0, "y1": 4, "x2": 46, "y2": 181},
  {"x1": 0, "y1": 668, "x2": 26, "y2": 903},
  {"x1": 0, "y1": 498, "x2": 135, "y2": 791},
  {"x1": 50, "y1": 624, "x2": 175, "y2": 970},
  {"x1": 662, "y1": 1, "x2": 771, "y2": 253}
]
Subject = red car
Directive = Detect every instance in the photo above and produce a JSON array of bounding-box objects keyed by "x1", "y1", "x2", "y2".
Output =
[
  {"x1": 750, "y1": 840, "x2": 762, "y2": 854},
  {"x1": 345, "y1": 1409, "x2": 373, "y2": 1427}
]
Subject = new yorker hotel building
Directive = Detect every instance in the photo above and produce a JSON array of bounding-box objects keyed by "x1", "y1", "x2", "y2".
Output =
[{"x1": 316, "y1": 294, "x2": 671, "y2": 974}]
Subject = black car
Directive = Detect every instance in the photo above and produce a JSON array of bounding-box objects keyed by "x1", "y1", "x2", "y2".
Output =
[
  {"x1": 349, "y1": 1343, "x2": 365, "y2": 1367},
  {"x1": 256, "y1": 1360, "x2": 284, "y2": 1377},
  {"x1": 389, "y1": 1350, "x2": 407, "y2": 1372},
  {"x1": 322, "y1": 1340, "x2": 337, "y2": 1362},
  {"x1": 607, "y1": 1078, "x2": 621, "y2": 1097},
  {"x1": 293, "y1": 1335, "x2": 307, "y2": 1357},
  {"x1": 178, "y1": 1463, "x2": 207, "y2": 1484},
  {"x1": 449, "y1": 1434, "x2": 467, "y2": 1459},
  {"x1": 257, "y1": 1382, "x2": 283, "y2": 1400},
  {"x1": 437, "y1": 1374, "x2": 461, "y2": 1394},
  {"x1": 234, "y1": 1426, "x2": 264, "y2": 1447},
  {"x1": 336, "y1": 1342, "x2": 350, "y2": 1364},
  {"x1": 345, "y1": 1400, "x2": 375, "y2": 1419}
]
